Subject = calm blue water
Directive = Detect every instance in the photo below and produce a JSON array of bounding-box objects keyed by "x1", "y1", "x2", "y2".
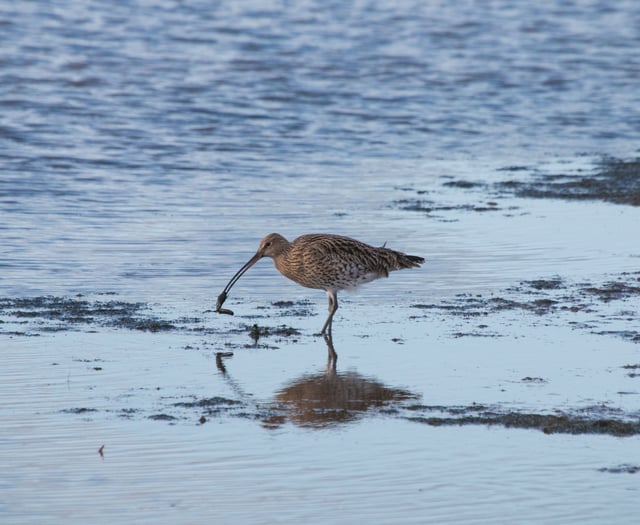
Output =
[{"x1": 2, "y1": 2, "x2": 640, "y2": 524}]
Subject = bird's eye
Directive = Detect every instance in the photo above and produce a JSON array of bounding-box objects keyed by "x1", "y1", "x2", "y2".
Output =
[{"x1": 265, "y1": 241, "x2": 272, "y2": 248}]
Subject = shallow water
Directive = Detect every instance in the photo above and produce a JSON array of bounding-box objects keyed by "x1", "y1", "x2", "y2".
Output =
[{"x1": 2, "y1": 1, "x2": 640, "y2": 524}]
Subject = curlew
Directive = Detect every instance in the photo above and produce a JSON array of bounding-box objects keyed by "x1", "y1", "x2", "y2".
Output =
[{"x1": 216, "y1": 233, "x2": 424, "y2": 335}]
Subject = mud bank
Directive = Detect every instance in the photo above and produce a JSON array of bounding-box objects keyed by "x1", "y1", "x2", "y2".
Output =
[
  {"x1": 0, "y1": 295, "x2": 176, "y2": 334},
  {"x1": 3, "y1": 268, "x2": 638, "y2": 344},
  {"x1": 405, "y1": 403, "x2": 640, "y2": 437},
  {"x1": 393, "y1": 156, "x2": 640, "y2": 222},
  {"x1": 59, "y1": 376, "x2": 640, "y2": 437},
  {"x1": 0, "y1": 296, "x2": 313, "y2": 339},
  {"x1": 496, "y1": 157, "x2": 640, "y2": 206},
  {"x1": 411, "y1": 272, "x2": 640, "y2": 344}
]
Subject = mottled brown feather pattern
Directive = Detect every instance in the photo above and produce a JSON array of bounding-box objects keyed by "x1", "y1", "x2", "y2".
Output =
[
  {"x1": 219, "y1": 232, "x2": 424, "y2": 335},
  {"x1": 266, "y1": 233, "x2": 423, "y2": 291}
]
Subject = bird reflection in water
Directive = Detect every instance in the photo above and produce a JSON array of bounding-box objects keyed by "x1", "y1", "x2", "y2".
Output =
[{"x1": 216, "y1": 334, "x2": 419, "y2": 429}]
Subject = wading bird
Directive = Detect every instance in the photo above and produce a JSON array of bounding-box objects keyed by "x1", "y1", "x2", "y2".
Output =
[{"x1": 216, "y1": 233, "x2": 424, "y2": 336}]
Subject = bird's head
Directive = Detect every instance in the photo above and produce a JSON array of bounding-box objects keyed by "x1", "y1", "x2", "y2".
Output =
[
  {"x1": 216, "y1": 233, "x2": 291, "y2": 315},
  {"x1": 257, "y1": 233, "x2": 289, "y2": 259}
]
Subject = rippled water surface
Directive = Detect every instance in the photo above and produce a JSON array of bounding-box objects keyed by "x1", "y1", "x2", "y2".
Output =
[{"x1": 2, "y1": 1, "x2": 640, "y2": 524}]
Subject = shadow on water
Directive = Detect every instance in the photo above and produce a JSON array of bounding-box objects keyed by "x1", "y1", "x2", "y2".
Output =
[{"x1": 215, "y1": 334, "x2": 419, "y2": 430}]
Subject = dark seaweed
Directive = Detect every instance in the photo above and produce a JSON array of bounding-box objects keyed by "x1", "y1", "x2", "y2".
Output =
[{"x1": 495, "y1": 157, "x2": 640, "y2": 206}]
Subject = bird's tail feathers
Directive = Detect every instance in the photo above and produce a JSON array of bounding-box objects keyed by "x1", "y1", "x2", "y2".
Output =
[
  {"x1": 378, "y1": 248, "x2": 425, "y2": 270},
  {"x1": 406, "y1": 254, "x2": 425, "y2": 265}
]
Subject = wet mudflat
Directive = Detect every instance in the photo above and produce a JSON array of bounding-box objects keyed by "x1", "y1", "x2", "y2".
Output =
[
  {"x1": 3, "y1": 1, "x2": 640, "y2": 523},
  {"x1": 3, "y1": 157, "x2": 640, "y2": 523},
  {"x1": 2, "y1": 266, "x2": 639, "y2": 437}
]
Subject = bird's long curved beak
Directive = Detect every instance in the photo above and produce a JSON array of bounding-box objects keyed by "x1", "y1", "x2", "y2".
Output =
[{"x1": 216, "y1": 251, "x2": 263, "y2": 315}]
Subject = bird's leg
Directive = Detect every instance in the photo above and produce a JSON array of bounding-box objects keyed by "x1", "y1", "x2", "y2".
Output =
[
  {"x1": 320, "y1": 290, "x2": 338, "y2": 336},
  {"x1": 323, "y1": 332, "x2": 338, "y2": 371}
]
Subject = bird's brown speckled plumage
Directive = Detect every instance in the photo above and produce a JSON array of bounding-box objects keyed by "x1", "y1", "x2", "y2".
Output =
[
  {"x1": 267, "y1": 233, "x2": 422, "y2": 290},
  {"x1": 218, "y1": 233, "x2": 424, "y2": 335}
]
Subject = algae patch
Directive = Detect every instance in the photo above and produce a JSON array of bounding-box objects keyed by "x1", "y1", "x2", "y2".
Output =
[
  {"x1": 495, "y1": 157, "x2": 640, "y2": 206},
  {"x1": 0, "y1": 295, "x2": 175, "y2": 334},
  {"x1": 405, "y1": 404, "x2": 640, "y2": 437}
]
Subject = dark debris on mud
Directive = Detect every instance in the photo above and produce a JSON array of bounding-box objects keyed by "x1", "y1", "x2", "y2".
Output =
[
  {"x1": 393, "y1": 157, "x2": 640, "y2": 222},
  {"x1": 598, "y1": 464, "x2": 640, "y2": 474},
  {"x1": 405, "y1": 403, "x2": 640, "y2": 437},
  {"x1": 0, "y1": 295, "x2": 310, "y2": 340},
  {"x1": 61, "y1": 395, "x2": 640, "y2": 437},
  {"x1": 495, "y1": 157, "x2": 640, "y2": 206},
  {"x1": 173, "y1": 396, "x2": 244, "y2": 423},
  {"x1": 267, "y1": 299, "x2": 315, "y2": 317},
  {"x1": 582, "y1": 280, "x2": 640, "y2": 302},
  {"x1": 0, "y1": 296, "x2": 177, "y2": 334},
  {"x1": 61, "y1": 407, "x2": 99, "y2": 415},
  {"x1": 525, "y1": 278, "x2": 565, "y2": 290},
  {"x1": 393, "y1": 197, "x2": 503, "y2": 215},
  {"x1": 243, "y1": 323, "x2": 301, "y2": 341},
  {"x1": 622, "y1": 364, "x2": 640, "y2": 378},
  {"x1": 412, "y1": 272, "x2": 640, "y2": 343}
]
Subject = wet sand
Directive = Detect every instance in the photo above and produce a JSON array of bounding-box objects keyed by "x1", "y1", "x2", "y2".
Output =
[
  {"x1": 2, "y1": 264, "x2": 638, "y2": 436},
  {"x1": 2, "y1": 156, "x2": 640, "y2": 524},
  {"x1": 4, "y1": 1, "x2": 640, "y2": 521}
]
